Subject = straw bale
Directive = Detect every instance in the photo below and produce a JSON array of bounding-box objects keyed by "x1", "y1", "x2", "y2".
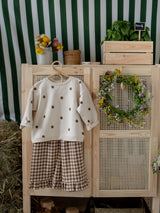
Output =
[{"x1": 0, "y1": 121, "x2": 22, "y2": 213}]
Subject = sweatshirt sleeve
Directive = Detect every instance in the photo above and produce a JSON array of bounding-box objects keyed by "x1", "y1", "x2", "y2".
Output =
[
  {"x1": 77, "y1": 81, "x2": 99, "y2": 131},
  {"x1": 20, "y1": 86, "x2": 39, "y2": 129}
]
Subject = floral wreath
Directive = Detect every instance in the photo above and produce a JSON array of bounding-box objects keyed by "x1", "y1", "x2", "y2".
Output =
[{"x1": 98, "y1": 69, "x2": 152, "y2": 127}]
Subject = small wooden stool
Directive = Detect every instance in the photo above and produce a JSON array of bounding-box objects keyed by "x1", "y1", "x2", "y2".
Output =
[{"x1": 66, "y1": 207, "x2": 79, "y2": 213}]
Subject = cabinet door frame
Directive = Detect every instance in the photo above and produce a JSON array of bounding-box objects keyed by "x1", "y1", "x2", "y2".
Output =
[{"x1": 92, "y1": 65, "x2": 159, "y2": 197}]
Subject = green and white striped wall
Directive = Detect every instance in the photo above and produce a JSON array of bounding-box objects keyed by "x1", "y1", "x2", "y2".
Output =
[{"x1": 0, "y1": 0, "x2": 160, "y2": 122}]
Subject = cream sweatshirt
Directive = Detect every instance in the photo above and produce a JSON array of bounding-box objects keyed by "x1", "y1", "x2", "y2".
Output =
[{"x1": 20, "y1": 77, "x2": 98, "y2": 143}]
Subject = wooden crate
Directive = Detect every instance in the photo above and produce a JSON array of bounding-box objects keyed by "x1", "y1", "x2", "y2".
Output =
[{"x1": 103, "y1": 41, "x2": 153, "y2": 65}]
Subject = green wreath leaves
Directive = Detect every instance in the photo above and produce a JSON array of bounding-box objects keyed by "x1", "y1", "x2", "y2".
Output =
[{"x1": 98, "y1": 69, "x2": 152, "y2": 127}]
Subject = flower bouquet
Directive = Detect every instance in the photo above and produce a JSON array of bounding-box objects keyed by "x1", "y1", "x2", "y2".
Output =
[{"x1": 35, "y1": 34, "x2": 63, "y2": 64}]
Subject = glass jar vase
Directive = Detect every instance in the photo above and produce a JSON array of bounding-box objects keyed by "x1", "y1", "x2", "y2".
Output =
[{"x1": 36, "y1": 48, "x2": 53, "y2": 65}]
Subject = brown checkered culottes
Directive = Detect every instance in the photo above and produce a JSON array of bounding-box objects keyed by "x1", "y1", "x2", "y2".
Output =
[{"x1": 28, "y1": 140, "x2": 89, "y2": 192}]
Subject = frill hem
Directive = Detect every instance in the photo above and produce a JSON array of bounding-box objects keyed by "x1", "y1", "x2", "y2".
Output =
[{"x1": 28, "y1": 179, "x2": 89, "y2": 192}]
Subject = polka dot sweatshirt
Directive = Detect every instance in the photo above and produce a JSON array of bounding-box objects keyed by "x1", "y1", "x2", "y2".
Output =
[{"x1": 20, "y1": 77, "x2": 98, "y2": 143}]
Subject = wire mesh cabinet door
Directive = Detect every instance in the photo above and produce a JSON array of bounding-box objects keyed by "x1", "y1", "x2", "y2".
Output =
[{"x1": 92, "y1": 65, "x2": 160, "y2": 197}]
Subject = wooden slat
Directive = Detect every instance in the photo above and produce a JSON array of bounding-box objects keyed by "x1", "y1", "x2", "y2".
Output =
[
  {"x1": 92, "y1": 65, "x2": 153, "y2": 75},
  {"x1": 27, "y1": 188, "x2": 91, "y2": 197},
  {"x1": 30, "y1": 64, "x2": 154, "y2": 75},
  {"x1": 152, "y1": 197, "x2": 160, "y2": 213},
  {"x1": 93, "y1": 189, "x2": 154, "y2": 197},
  {"x1": 31, "y1": 64, "x2": 84, "y2": 75},
  {"x1": 100, "y1": 130, "x2": 151, "y2": 138},
  {"x1": 84, "y1": 67, "x2": 93, "y2": 196},
  {"x1": 92, "y1": 68, "x2": 101, "y2": 197},
  {"x1": 104, "y1": 41, "x2": 153, "y2": 53},
  {"x1": 104, "y1": 53, "x2": 153, "y2": 65},
  {"x1": 157, "y1": 65, "x2": 160, "y2": 203},
  {"x1": 22, "y1": 64, "x2": 33, "y2": 213},
  {"x1": 149, "y1": 65, "x2": 160, "y2": 198}
]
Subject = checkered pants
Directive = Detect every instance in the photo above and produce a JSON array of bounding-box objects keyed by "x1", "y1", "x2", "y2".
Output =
[{"x1": 28, "y1": 140, "x2": 89, "y2": 192}]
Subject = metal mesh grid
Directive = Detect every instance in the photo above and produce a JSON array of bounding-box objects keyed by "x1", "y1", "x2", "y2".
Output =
[
  {"x1": 33, "y1": 75, "x2": 84, "y2": 84},
  {"x1": 100, "y1": 75, "x2": 151, "y2": 130},
  {"x1": 99, "y1": 138, "x2": 149, "y2": 190}
]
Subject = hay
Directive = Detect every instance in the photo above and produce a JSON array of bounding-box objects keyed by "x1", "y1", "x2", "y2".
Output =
[{"x1": 0, "y1": 121, "x2": 22, "y2": 213}]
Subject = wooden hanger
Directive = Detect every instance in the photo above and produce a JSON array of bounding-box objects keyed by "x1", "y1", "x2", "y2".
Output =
[{"x1": 48, "y1": 60, "x2": 69, "y2": 81}]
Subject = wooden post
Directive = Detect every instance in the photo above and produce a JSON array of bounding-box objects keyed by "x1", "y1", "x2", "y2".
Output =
[
  {"x1": 152, "y1": 197, "x2": 159, "y2": 213},
  {"x1": 138, "y1": 30, "x2": 141, "y2": 41},
  {"x1": 22, "y1": 64, "x2": 33, "y2": 213},
  {"x1": 151, "y1": 64, "x2": 160, "y2": 213}
]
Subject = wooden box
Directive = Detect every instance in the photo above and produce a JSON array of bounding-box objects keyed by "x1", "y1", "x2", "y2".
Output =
[{"x1": 103, "y1": 41, "x2": 153, "y2": 65}]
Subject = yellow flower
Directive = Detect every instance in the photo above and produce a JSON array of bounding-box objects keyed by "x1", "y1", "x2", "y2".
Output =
[
  {"x1": 57, "y1": 43, "x2": 63, "y2": 50},
  {"x1": 141, "y1": 111, "x2": 149, "y2": 115},
  {"x1": 36, "y1": 47, "x2": 44, "y2": 54},
  {"x1": 135, "y1": 74, "x2": 137, "y2": 84},
  {"x1": 40, "y1": 34, "x2": 45, "y2": 38},
  {"x1": 99, "y1": 99, "x2": 103, "y2": 105},
  {"x1": 109, "y1": 114, "x2": 112, "y2": 119},
  {"x1": 114, "y1": 68, "x2": 121, "y2": 76},
  {"x1": 42, "y1": 41, "x2": 47, "y2": 46},
  {"x1": 39, "y1": 42, "x2": 47, "y2": 49},
  {"x1": 124, "y1": 117, "x2": 134, "y2": 123},
  {"x1": 43, "y1": 36, "x2": 51, "y2": 43},
  {"x1": 138, "y1": 85, "x2": 141, "y2": 91}
]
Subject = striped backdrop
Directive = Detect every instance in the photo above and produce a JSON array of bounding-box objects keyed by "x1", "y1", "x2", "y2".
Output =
[{"x1": 0, "y1": 0, "x2": 160, "y2": 122}]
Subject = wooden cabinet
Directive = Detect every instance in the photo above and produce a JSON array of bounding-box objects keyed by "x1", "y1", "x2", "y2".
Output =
[{"x1": 21, "y1": 64, "x2": 160, "y2": 213}]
